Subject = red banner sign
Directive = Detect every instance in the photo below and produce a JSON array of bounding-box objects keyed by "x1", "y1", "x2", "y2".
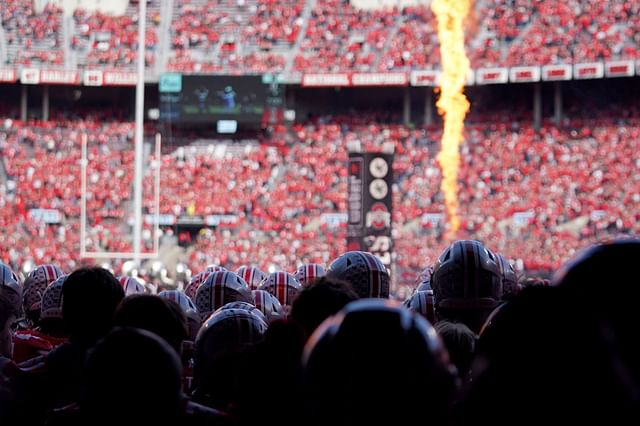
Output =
[
  {"x1": 0, "y1": 69, "x2": 17, "y2": 82},
  {"x1": 509, "y1": 66, "x2": 541, "y2": 83},
  {"x1": 301, "y1": 73, "x2": 350, "y2": 87},
  {"x1": 541, "y1": 64, "x2": 572, "y2": 81},
  {"x1": 40, "y1": 69, "x2": 80, "y2": 84},
  {"x1": 605, "y1": 60, "x2": 634, "y2": 78},
  {"x1": 475, "y1": 67, "x2": 508, "y2": 85},
  {"x1": 103, "y1": 71, "x2": 137, "y2": 86},
  {"x1": 573, "y1": 63, "x2": 604, "y2": 79}
]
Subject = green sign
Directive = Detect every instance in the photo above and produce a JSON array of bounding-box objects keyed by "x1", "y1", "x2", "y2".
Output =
[{"x1": 159, "y1": 73, "x2": 182, "y2": 93}]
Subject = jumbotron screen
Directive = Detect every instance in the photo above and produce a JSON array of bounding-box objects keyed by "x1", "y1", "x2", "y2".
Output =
[{"x1": 159, "y1": 74, "x2": 276, "y2": 126}]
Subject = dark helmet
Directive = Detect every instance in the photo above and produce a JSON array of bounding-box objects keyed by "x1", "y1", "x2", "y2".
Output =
[
  {"x1": 403, "y1": 289, "x2": 436, "y2": 324},
  {"x1": 302, "y1": 299, "x2": 456, "y2": 425},
  {"x1": 431, "y1": 240, "x2": 502, "y2": 310},
  {"x1": 495, "y1": 254, "x2": 518, "y2": 299},
  {"x1": 326, "y1": 251, "x2": 390, "y2": 299}
]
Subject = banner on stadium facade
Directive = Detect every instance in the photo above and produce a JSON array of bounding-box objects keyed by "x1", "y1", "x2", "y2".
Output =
[
  {"x1": 421, "y1": 213, "x2": 444, "y2": 227},
  {"x1": 302, "y1": 73, "x2": 351, "y2": 87},
  {"x1": 541, "y1": 64, "x2": 572, "y2": 81},
  {"x1": 40, "y1": 69, "x2": 81, "y2": 85},
  {"x1": 301, "y1": 72, "x2": 408, "y2": 87},
  {"x1": 512, "y1": 211, "x2": 535, "y2": 226},
  {"x1": 410, "y1": 70, "x2": 440, "y2": 87},
  {"x1": 28, "y1": 209, "x2": 62, "y2": 224},
  {"x1": 0, "y1": 69, "x2": 17, "y2": 83},
  {"x1": 143, "y1": 214, "x2": 176, "y2": 226},
  {"x1": 573, "y1": 63, "x2": 604, "y2": 80},
  {"x1": 320, "y1": 213, "x2": 348, "y2": 228},
  {"x1": 605, "y1": 60, "x2": 634, "y2": 78},
  {"x1": 347, "y1": 152, "x2": 394, "y2": 270},
  {"x1": 475, "y1": 67, "x2": 509, "y2": 85},
  {"x1": 84, "y1": 70, "x2": 104, "y2": 86},
  {"x1": 103, "y1": 70, "x2": 138, "y2": 86},
  {"x1": 351, "y1": 72, "x2": 408, "y2": 86},
  {"x1": 20, "y1": 68, "x2": 41, "y2": 85},
  {"x1": 509, "y1": 66, "x2": 541, "y2": 83},
  {"x1": 205, "y1": 214, "x2": 239, "y2": 227}
]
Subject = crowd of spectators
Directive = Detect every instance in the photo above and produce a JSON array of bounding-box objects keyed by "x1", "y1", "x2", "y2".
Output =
[
  {"x1": 2, "y1": 0, "x2": 639, "y2": 71},
  {"x1": 1, "y1": 111, "x2": 638, "y2": 279},
  {"x1": 168, "y1": 0, "x2": 301, "y2": 73},
  {"x1": 71, "y1": 2, "x2": 160, "y2": 68},
  {"x1": 0, "y1": 119, "x2": 137, "y2": 271},
  {"x1": 1, "y1": 0, "x2": 63, "y2": 66}
]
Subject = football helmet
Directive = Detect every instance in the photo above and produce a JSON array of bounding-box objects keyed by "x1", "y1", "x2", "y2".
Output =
[
  {"x1": 195, "y1": 271, "x2": 252, "y2": 321},
  {"x1": 23, "y1": 264, "x2": 63, "y2": 314},
  {"x1": 326, "y1": 252, "x2": 390, "y2": 299},
  {"x1": 236, "y1": 266, "x2": 267, "y2": 290},
  {"x1": 431, "y1": 240, "x2": 502, "y2": 310},
  {"x1": 294, "y1": 263, "x2": 326, "y2": 286},
  {"x1": 259, "y1": 271, "x2": 302, "y2": 306}
]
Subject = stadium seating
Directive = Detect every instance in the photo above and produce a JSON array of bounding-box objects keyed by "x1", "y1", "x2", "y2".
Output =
[
  {"x1": 1, "y1": 0, "x2": 63, "y2": 66},
  {"x1": 2, "y1": 0, "x2": 639, "y2": 72}
]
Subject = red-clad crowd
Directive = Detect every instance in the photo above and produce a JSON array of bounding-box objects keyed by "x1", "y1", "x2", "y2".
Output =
[
  {"x1": 1, "y1": 0, "x2": 63, "y2": 66},
  {"x1": 71, "y1": 2, "x2": 160, "y2": 68},
  {"x1": 1, "y1": 112, "x2": 638, "y2": 278},
  {"x1": 168, "y1": 0, "x2": 301, "y2": 73},
  {"x1": 2, "y1": 0, "x2": 639, "y2": 70},
  {"x1": 0, "y1": 119, "x2": 136, "y2": 271}
]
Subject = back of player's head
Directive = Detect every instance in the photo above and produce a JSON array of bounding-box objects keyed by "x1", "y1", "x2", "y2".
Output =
[{"x1": 62, "y1": 267, "x2": 124, "y2": 345}]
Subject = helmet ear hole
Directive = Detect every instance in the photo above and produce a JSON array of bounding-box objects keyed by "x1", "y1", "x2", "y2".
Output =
[{"x1": 443, "y1": 249, "x2": 451, "y2": 261}]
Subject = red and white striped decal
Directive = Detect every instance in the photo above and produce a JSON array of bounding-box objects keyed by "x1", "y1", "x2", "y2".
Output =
[
  {"x1": 276, "y1": 272, "x2": 287, "y2": 305},
  {"x1": 212, "y1": 272, "x2": 226, "y2": 310}
]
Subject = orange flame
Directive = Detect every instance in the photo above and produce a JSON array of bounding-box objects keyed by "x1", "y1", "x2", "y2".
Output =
[{"x1": 432, "y1": 0, "x2": 471, "y2": 239}]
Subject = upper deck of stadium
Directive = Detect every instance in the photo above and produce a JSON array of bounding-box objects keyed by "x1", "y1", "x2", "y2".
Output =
[{"x1": 0, "y1": 0, "x2": 638, "y2": 83}]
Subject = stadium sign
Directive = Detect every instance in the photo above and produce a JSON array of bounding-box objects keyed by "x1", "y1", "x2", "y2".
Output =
[
  {"x1": 103, "y1": 71, "x2": 138, "y2": 86},
  {"x1": 84, "y1": 70, "x2": 104, "y2": 86},
  {"x1": 605, "y1": 60, "x2": 634, "y2": 78},
  {"x1": 351, "y1": 72, "x2": 408, "y2": 86},
  {"x1": 421, "y1": 213, "x2": 444, "y2": 227},
  {"x1": 410, "y1": 70, "x2": 440, "y2": 86},
  {"x1": 320, "y1": 213, "x2": 348, "y2": 228},
  {"x1": 205, "y1": 215, "x2": 239, "y2": 227},
  {"x1": 0, "y1": 69, "x2": 17, "y2": 83},
  {"x1": 541, "y1": 64, "x2": 572, "y2": 81},
  {"x1": 143, "y1": 214, "x2": 176, "y2": 226},
  {"x1": 573, "y1": 63, "x2": 604, "y2": 80},
  {"x1": 509, "y1": 66, "x2": 541, "y2": 83},
  {"x1": 20, "y1": 68, "x2": 40, "y2": 84},
  {"x1": 302, "y1": 73, "x2": 350, "y2": 87},
  {"x1": 475, "y1": 67, "x2": 508, "y2": 85},
  {"x1": 301, "y1": 72, "x2": 408, "y2": 87},
  {"x1": 40, "y1": 69, "x2": 81, "y2": 85},
  {"x1": 28, "y1": 209, "x2": 62, "y2": 224},
  {"x1": 347, "y1": 153, "x2": 394, "y2": 270}
]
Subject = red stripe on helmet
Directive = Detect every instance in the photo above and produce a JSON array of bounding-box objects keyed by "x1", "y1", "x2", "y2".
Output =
[{"x1": 361, "y1": 253, "x2": 381, "y2": 298}]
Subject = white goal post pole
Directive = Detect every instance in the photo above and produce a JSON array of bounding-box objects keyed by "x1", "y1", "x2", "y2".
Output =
[
  {"x1": 133, "y1": 0, "x2": 147, "y2": 267},
  {"x1": 153, "y1": 133, "x2": 161, "y2": 254},
  {"x1": 80, "y1": 133, "x2": 87, "y2": 255}
]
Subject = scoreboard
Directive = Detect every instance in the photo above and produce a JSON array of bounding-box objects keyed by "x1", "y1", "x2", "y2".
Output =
[
  {"x1": 347, "y1": 152, "x2": 394, "y2": 272},
  {"x1": 159, "y1": 74, "x2": 284, "y2": 131}
]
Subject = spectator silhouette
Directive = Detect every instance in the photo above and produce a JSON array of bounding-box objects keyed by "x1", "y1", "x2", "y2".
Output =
[
  {"x1": 114, "y1": 294, "x2": 189, "y2": 355},
  {"x1": 289, "y1": 276, "x2": 358, "y2": 339},
  {"x1": 458, "y1": 284, "x2": 640, "y2": 425},
  {"x1": 18, "y1": 267, "x2": 124, "y2": 422},
  {"x1": 46, "y1": 327, "x2": 230, "y2": 426}
]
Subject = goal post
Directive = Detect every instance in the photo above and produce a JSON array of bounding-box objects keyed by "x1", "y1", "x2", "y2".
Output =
[{"x1": 79, "y1": 133, "x2": 162, "y2": 260}]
